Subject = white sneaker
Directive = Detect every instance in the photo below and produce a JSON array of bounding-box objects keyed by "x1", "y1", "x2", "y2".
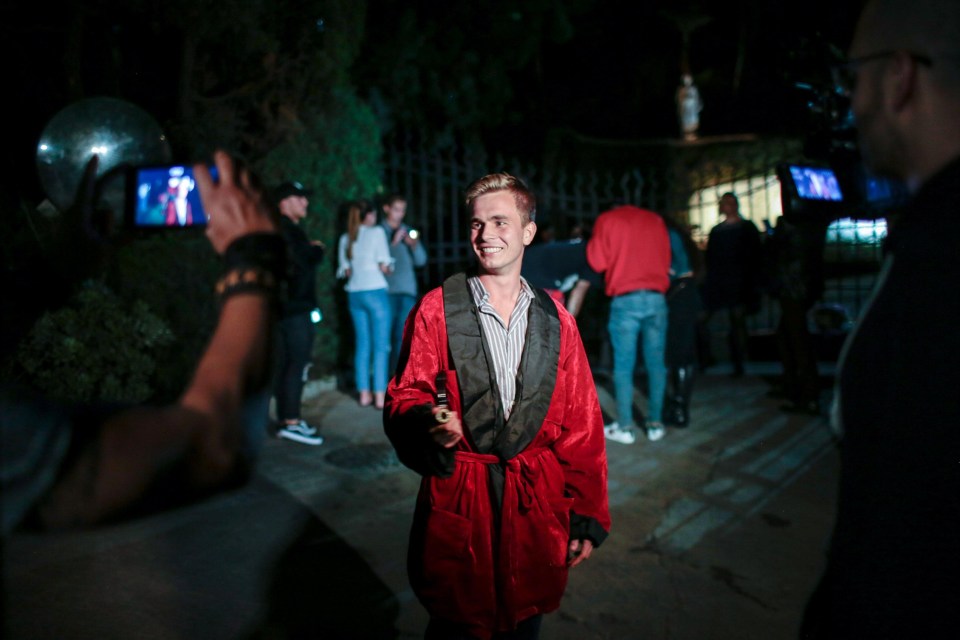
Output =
[
  {"x1": 646, "y1": 421, "x2": 666, "y2": 442},
  {"x1": 277, "y1": 420, "x2": 325, "y2": 446},
  {"x1": 604, "y1": 421, "x2": 637, "y2": 445}
]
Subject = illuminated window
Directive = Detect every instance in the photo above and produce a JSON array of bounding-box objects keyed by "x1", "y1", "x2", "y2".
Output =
[
  {"x1": 685, "y1": 173, "x2": 781, "y2": 245},
  {"x1": 826, "y1": 217, "x2": 887, "y2": 245}
]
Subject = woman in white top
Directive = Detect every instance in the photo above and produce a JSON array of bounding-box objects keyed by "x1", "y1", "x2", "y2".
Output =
[{"x1": 337, "y1": 199, "x2": 394, "y2": 409}]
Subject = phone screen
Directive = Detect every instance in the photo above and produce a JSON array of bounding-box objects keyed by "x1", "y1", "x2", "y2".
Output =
[{"x1": 128, "y1": 164, "x2": 217, "y2": 228}]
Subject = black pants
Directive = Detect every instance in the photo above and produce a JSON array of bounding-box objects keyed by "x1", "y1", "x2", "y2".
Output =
[
  {"x1": 698, "y1": 304, "x2": 748, "y2": 373},
  {"x1": 273, "y1": 312, "x2": 315, "y2": 422},
  {"x1": 425, "y1": 614, "x2": 543, "y2": 640},
  {"x1": 666, "y1": 277, "x2": 702, "y2": 368},
  {"x1": 776, "y1": 297, "x2": 819, "y2": 404}
]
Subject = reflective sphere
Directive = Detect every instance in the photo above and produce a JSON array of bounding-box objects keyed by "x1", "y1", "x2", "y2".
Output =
[{"x1": 36, "y1": 97, "x2": 172, "y2": 213}]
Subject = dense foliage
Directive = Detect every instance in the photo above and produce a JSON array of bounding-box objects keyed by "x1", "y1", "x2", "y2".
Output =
[{"x1": 15, "y1": 281, "x2": 174, "y2": 404}]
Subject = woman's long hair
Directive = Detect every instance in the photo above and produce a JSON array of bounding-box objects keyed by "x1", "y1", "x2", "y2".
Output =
[{"x1": 345, "y1": 199, "x2": 373, "y2": 260}]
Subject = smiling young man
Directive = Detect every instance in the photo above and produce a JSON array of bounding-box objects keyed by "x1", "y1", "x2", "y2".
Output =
[{"x1": 383, "y1": 173, "x2": 610, "y2": 639}]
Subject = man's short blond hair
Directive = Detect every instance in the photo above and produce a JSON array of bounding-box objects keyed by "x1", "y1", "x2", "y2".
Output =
[{"x1": 464, "y1": 173, "x2": 537, "y2": 225}]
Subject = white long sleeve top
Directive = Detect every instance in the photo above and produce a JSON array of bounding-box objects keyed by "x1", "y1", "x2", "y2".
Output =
[{"x1": 337, "y1": 224, "x2": 394, "y2": 292}]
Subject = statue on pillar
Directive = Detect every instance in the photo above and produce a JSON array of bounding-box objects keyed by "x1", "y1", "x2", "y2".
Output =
[{"x1": 676, "y1": 74, "x2": 702, "y2": 141}]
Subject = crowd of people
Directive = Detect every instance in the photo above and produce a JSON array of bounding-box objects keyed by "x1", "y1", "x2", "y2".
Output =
[{"x1": 269, "y1": 177, "x2": 822, "y2": 457}]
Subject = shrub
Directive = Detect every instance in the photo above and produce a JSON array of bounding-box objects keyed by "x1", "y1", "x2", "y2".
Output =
[{"x1": 15, "y1": 280, "x2": 174, "y2": 404}]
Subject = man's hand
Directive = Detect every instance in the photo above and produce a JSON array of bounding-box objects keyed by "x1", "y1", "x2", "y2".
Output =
[
  {"x1": 567, "y1": 538, "x2": 594, "y2": 567},
  {"x1": 429, "y1": 407, "x2": 463, "y2": 448}
]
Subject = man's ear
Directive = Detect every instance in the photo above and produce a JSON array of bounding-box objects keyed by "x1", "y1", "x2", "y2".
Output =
[
  {"x1": 523, "y1": 221, "x2": 537, "y2": 246},
  {"x1": 889, "y1": 51, "x2": 920, "y2": 112}
]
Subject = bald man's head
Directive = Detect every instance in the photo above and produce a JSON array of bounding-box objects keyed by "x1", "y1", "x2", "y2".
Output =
[
  {"x1": 848, "y1": 0, "x2": 960, "y2": 188},
  {"x1": 852, "y1": 0, "x2": 960, "y2": 94}
]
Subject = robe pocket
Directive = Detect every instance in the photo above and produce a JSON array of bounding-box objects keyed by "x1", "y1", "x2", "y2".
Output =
[{"x1": 413, "y1": 507, "x2": 475, "y2": 610}]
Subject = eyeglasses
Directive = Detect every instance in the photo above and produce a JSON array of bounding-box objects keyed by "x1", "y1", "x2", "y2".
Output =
[{"x1": 830, "y1": 50, "x2": 933, "y2": 97}]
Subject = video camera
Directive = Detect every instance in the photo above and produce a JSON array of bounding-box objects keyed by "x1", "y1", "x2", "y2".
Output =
[{"x1": 780, "y1": 46, "x2": 910, "y2": 223}]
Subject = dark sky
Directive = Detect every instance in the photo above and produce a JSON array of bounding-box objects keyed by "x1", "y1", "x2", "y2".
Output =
[
  {"x1": 2, "y1": 1, "x2": 865, "y2": 202},
  {"x1": 508, "y1": 1, "x2": 863, "y2": 143}
]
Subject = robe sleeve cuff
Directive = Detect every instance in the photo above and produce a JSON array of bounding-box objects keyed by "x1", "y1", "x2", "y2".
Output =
[
  {"x1": 569, "y1": 511, "x2": 609, "y2": 548},
  {"x1": 384, "y1": 403, "x2": 456, "y2": 478}
]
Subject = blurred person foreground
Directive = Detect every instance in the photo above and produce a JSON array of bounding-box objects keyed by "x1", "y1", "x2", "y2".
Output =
[{"x1": 3, "y1": 358, "x2": 839, "y2": 639}]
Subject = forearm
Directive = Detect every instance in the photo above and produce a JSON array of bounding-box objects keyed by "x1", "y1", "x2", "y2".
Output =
[
  {"x1": 34, "y1": 404, "x2": 200, "y2": 528},
  {"x1": 179, "y1": 292, "x2": 274, "y2": 482},
  {"x1": 565, "y1": 280, "x2": 590, "y2": 318},
  {"x1": 181, "y1": 293, "x2": 272, "y2": 414},
  {"x1": 33, "y1": 295, "x2": 272, "y2": 529}
]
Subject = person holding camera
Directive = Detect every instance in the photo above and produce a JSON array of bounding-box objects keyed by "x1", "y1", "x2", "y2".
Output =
[
  {"x1": 800, "y1": 1, "x2": 960, "y2": 637},
  {"x1": 379, "y1": 192, "x2": 428, "y2": 375},
  {"x1": 2, "y1": 150, "x2": 285, "y2": 534}
]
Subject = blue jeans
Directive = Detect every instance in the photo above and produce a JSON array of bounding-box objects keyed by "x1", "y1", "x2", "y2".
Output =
[
  {"x1": 348, "y1": 288, "x2": 392, "y2": 393},
  {"x1": 608, "y1": 290, "x2": 668, "y2": 426},
  {"x1": 387, "y1": 292, "x2": 417, "y2": 375}
]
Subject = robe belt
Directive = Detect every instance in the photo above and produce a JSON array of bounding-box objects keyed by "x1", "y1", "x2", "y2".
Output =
[
  {"x1": 454, "y1": 447, "x2": 555, "y2": 617},
  {"x1": 454, "y1": 448, "x2": 548, "y2": 511}
]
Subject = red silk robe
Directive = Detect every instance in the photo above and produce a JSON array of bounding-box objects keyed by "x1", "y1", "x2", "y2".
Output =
[{"x1": 384, "y1": 273, "x2": 610, "y2": 638}]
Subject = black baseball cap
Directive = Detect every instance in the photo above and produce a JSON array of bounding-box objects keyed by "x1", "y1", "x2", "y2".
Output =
[{"x1": 272, "y1": 181, "x2": 313, "y2": 203}]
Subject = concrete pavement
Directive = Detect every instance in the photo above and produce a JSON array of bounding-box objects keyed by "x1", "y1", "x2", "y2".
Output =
[{"x1": 2, "y1": 364, "x2": 838, "y2": 639}]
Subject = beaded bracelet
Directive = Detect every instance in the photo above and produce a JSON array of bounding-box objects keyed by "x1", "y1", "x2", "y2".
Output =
[{"x1": 215, "y1": 266, "x2": 278, "y2": 300}]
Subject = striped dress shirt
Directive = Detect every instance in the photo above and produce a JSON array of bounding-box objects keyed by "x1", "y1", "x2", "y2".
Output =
[{"x1": 467, "y1": 276, "x2": 535, "y2": 421}]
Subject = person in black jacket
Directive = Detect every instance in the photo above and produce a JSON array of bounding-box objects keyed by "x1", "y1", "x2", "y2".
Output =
[
  {"x1": 663, "y1": 216, "x2": 704, "y2": 427},
  {"x1": 766, "y1": 215, "x2": 826, "y2": 416},
  {"x1": 271, "y1": 181, "x2": 326, "y2": 445},
  {"x1": 800, "y1": 1, "x2": 960, "y2": 637},
  {"x1": 698, "y1": 192, "x2": 763, "y2": 377}
]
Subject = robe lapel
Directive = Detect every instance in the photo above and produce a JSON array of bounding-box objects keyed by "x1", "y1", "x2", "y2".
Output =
[
  {"x1": 442, "y1": 274, "x2": 561, "y2": 458},
  {"x1": 494, "y1": 287, "x2": 560, "y2": 460},
  {"x1": 443, "y1": 273, "x2": 503, "y2": 453}
]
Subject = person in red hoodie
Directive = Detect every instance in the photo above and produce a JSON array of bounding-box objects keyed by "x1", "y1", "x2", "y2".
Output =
[
  {"x1": 587, "y1": 204, "x2": 672, "y2": 444},
  {"x1": 384, "y1": 172, "x2": 610, "y2": 639}
]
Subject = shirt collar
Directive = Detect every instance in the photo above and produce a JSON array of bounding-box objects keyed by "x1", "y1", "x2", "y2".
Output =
[{"x1": 467, "y1": 276, "x2": 535, "y2": 305}]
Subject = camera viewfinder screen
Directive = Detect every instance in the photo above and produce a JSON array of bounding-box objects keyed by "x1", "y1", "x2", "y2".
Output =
[
  {"x1": 133, "y1": 165, "x2": 215, "y2": 227},
  {"x1": 788, "y1": 165, "x2": 843, "y2": 202}
]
